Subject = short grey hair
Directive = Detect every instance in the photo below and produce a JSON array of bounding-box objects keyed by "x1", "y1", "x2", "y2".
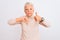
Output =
[{"x1": 24, "y1": 2, "x2": 33, "y2": 7}]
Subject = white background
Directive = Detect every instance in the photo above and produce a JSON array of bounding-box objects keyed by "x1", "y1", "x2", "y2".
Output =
[{"x1": 0, "y1": 0, "x2": 60, "y2": 40}]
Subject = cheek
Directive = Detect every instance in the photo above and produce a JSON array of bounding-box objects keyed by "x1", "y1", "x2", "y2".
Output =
[{"x1": 24, "y1": 10, "x2": 34, "y2": 14}]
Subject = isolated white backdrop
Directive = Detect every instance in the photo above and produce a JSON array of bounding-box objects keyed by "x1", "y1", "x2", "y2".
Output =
[{"x1": 0, "y1": 0, "x2": 60, "y2": 40}]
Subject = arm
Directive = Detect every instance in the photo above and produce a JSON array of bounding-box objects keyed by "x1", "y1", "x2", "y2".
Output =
[
  {"x1": 34, "y1": 12, "x2": 50, "y2": 27},
  {"x1": 39, "y1": 17, "x2": 50, "y2": 27},
  {"x1": 8, "y1": 17, "x2": 22, "y2": 25}
]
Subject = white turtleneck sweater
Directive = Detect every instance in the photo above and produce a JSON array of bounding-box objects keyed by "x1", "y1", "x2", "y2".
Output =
[{"x1": 20, "y1": 16, "x2": 40, "y2": 40}]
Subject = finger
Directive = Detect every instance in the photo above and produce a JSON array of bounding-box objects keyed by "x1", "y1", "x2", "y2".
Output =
[
  {"x1": 24, "y1": 17, "x2": 28, "y2": 21},
  {"x1": 34, "y1": 16, "x2": 37, "y2": 21},
  {"x1": 24, "y1": 17, "x2": 26, "y2": 21}
]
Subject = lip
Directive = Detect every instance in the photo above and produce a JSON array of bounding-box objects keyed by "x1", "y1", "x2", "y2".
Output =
[
  {"x1": 28, "y1": 12, "x2": 32, "y2": 14},
  {"x1": 28, "y1": 13, "x2": 31, "y2": 15}
]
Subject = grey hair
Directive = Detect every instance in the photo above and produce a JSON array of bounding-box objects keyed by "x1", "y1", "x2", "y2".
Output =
[{"x1": 24, "y1": 2, "x2": 33, "y2": 7}]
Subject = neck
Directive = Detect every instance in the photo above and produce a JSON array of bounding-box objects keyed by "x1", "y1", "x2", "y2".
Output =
[{"x1": 26, "y1": 15, "x2": 33, "y2": 18}]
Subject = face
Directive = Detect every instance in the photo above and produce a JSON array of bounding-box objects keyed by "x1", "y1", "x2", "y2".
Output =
[{"x1": 24, "y1": 4, "x2": 34, "y2": 17}]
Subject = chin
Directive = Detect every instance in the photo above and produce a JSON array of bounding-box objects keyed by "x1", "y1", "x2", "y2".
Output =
[{"x1": 27, "y1": 15, "x2": 32, "y2": 17}]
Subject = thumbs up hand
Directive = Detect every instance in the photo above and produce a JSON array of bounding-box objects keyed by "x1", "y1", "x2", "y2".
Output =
[{"x1": 34, "y1": 12, "x2": 42, "y2": 22}]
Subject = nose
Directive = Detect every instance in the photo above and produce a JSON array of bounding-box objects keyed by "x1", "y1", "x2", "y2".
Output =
[{"x1": 28, "y1": 9, "x2": 30, "y2": 12}]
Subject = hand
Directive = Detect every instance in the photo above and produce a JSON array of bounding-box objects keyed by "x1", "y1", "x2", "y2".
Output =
[
  {"x1": 34, "y1": 12, "x2": 42, "y2": 22},
  {"x1": 22, "y1": 16, "x2": 29, "y2": 23}
]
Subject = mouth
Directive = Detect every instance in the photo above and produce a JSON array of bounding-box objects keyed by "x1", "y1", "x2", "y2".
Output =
[{"x1": 28, "y1": 12, "x2": 32, "y2": 14}]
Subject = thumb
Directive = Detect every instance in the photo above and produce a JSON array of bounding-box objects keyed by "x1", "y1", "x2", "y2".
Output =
[{"x1": 35, "y1": 12, "x2": 38, "y2": 16}]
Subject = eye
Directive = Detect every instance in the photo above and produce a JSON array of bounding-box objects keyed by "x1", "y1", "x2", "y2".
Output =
[
  {"x1": 25, "y1": 9, "x2": 28, "y2": 10},
  {"x1": 30, "y1": 8, "x2": 32, "y2": 10}
]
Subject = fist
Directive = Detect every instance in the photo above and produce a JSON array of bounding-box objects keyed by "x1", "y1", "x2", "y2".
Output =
[
  {"x1": 34, "y1": 12, "x2": 42, "y2": 22},
  {"x1": 22, "y1": 16, "x2": 29, "y2": 23}
]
